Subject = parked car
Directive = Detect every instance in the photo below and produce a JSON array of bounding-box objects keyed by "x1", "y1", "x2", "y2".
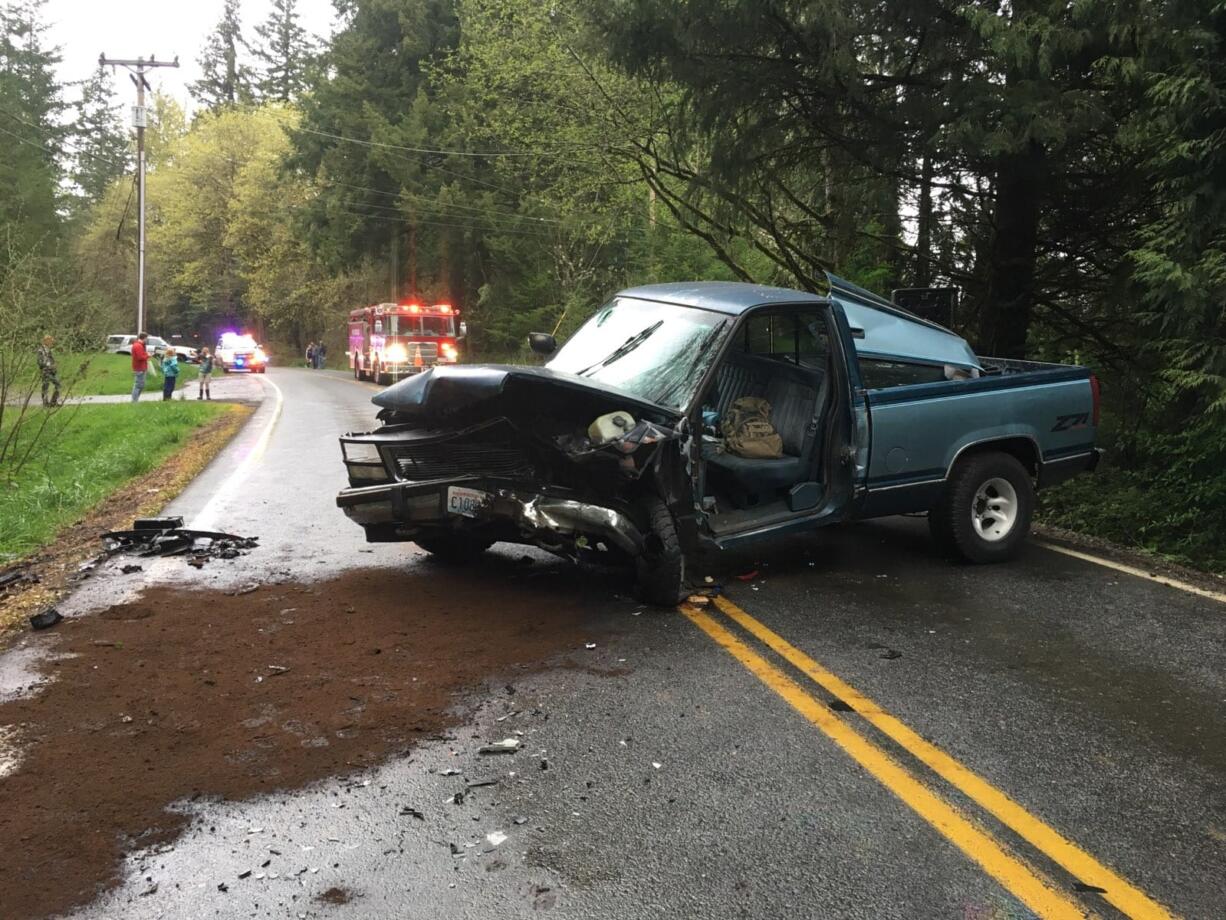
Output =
[
  {"x1": 336, "y1": 275, "x2": 1101, "y2": 604},
  {"x1": 105, "y1": 334, "x2": 198, "y2": 363}
]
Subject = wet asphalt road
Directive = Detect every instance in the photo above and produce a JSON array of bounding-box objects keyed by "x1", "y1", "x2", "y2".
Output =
[{"x1": 6, "y1": 366, "x2": 1224, "y2": 919}]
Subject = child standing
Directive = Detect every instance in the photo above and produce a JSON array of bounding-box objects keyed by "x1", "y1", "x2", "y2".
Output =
[
  {"x1": 198, "y1": 347, "x2": 213, "y2": 400},
  {"x1": 160, "y1": 351, "x2": 180, "y2": 400}
]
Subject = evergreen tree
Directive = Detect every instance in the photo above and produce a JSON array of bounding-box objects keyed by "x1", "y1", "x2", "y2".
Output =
[
  {"x1": 251, "y1": 0, "x2": 317, "y2": 102},
  {"x1": 70, "y1": 65, "x2": 130, "y2": 210},
  {"x1": 189, "y1": 0, "x2": 252, "y2": 109},
  {"x1": 0, "y1": 0, "x2": 66, "y2": 258}
]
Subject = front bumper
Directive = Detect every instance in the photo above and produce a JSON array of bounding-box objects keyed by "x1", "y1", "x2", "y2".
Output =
[{"x1": 336, "y1": 479, "x2": 646, "y2": 556}]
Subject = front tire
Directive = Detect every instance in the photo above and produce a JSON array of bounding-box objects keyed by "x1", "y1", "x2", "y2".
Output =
[
  {"x1": 414, "y1": 531, "x2": 494, "y2": 564},
  {"x1": 929, "y1": 451, "x2": 1034, "y2": 563},
  {"x1": 635, "y1": 497, "x2": 687, "y2": 606}
]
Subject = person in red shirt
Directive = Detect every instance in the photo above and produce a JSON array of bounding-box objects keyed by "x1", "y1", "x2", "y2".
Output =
[{"x1": 131, "y1": 332, "x2": 150, "y2": 402}]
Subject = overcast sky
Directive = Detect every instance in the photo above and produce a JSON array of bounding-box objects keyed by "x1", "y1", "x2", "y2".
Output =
[{"x1": 44, "y1": 0, "x2": 338, "y2": 111}]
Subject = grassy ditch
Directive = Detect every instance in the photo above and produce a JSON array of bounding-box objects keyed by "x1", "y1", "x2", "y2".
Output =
[{"x1": 0, "y1": 401, "x2": 230, "y2": 560}]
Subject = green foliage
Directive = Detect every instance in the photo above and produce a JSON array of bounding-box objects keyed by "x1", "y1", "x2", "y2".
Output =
[
  {"x1": 0, "y1": 0, "x2": 65, "y2": 262},
  {"x1": 190, "y1": 0, "x2": 254, "y2": 109},
  {"x1": 1042, "y1": 411, "x2": 1226, "y2": 572},
  {"x1": 68, "y1": 66, "x2": 129, "y2": 214},
  {"x1": 251, "y1": 0, "x2": 318, "y2": 102},
  {"x1": 0, "y1": 402, "x2": 227, "y2": 558}
]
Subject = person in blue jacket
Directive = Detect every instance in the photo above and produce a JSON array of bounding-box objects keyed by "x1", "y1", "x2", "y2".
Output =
[{"x1": 160, "y1": 351, "x2": 180, "y2": 401}]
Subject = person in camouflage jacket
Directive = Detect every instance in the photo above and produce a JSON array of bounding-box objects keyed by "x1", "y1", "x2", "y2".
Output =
[{"x1": 36, "y1": 335, "x2": 60, "y2": 407}]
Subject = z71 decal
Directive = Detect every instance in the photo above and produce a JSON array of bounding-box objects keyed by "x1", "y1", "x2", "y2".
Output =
[{"x1": 1052, "y1": 413, "x2": 1089, "y2": 432}]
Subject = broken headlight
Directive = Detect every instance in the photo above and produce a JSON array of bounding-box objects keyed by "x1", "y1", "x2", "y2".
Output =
[
  {"x1": 342, "y1": 441, "x2": 391, "y2": 484},
  {"x1": 342, "y1": 441, "x2": 383, "y2": 464}
]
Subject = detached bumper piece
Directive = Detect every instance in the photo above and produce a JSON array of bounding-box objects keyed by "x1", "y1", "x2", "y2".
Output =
[{"x1": 336, "y1": 481, "x2": 646, "y2": 557}]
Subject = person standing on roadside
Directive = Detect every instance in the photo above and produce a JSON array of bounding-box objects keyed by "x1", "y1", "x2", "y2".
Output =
[
  {"x1": 198, "y1": 347, "x2": 213, "y2": 400},
  {"x1": 131, "y1": 332, "x2": 150, "y2": 402},
  {"x1": 160, "y1": 349, "x2": 180, "y2": 400},
  {"x1": 316, "y1": 341, "x2": 327, "y2": 369},
  {"x1": 36, "y1": 335, "x2": 61, "y2": 407},
  {"x1": 306, "y1": 341, "x2": 316, "y2": 369}
]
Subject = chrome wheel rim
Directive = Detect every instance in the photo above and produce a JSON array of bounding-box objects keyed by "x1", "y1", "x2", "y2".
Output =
[{"x1": 971, "y1": 477, "x2": 1018, "y2": 542}]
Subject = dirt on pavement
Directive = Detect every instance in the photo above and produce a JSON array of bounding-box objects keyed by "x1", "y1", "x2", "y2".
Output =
[{"x1": 0, "y1": 568, "x2": 604, "y2": 919}]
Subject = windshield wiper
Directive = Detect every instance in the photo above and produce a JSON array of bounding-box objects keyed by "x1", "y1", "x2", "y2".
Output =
[{"x1": 575, "y1": 320, "x2": 664, "y2": 376}]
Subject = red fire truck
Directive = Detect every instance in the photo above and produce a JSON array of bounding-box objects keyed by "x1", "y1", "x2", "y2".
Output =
[{"x1": 347, "y1": 301, "x2": 466, "y2": 384}]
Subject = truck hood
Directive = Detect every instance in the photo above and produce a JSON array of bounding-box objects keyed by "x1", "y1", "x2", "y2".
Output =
[{"x1": 371, "y1": 364, "x2": 681, "y2": 424}]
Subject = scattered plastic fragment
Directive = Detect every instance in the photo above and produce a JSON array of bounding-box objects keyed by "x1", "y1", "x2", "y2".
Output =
[
  {"x1": 685, "y1": 594, "x2": 712, "y2": 607},
  {"x1": 120, "y1": 564, "x2": 143, "y2": 574},
  {"x1": 584, "y1": 642, "x2": 597, "y2": 650},
  {"x1": 486, "y1": 831, "x2": 507, "y2": 847},
  {"x1": 651, "y1": 762, "x2": 662, "y2": 769},
  {"x1": 735, "y1": 570, "x2": 759, "y2": 581},
  {"x1": 29, "y1": 608, "x2": 63, "y2": 630},
  {"x1": 101, "y1": 522, "x2": 258, "y2": 566},
  {"x1": 479, "y1": 738, "x2": 521, "y2": 755},
  {"x1": 238, "y1": 870, "x2": 252, "y2": 879},
  {"x1": 441, "y1": 768, "x2": 462, "y2": 776},
  {"x1": 466, "y1": 778, "x2": 498, "y2": 788}
]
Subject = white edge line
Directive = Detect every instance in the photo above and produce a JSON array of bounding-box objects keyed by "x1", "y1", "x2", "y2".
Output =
[
  {"x1": 1035, "y1": 540, "x2": 1226, "y2": 605},
  {"x1": 191, "y1": 375, "x2": 284, "y2": 531}
]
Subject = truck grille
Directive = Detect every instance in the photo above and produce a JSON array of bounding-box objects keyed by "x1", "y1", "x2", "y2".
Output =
[{"x1": 384, "y1": 425, "x2": 533, "y2": 482}]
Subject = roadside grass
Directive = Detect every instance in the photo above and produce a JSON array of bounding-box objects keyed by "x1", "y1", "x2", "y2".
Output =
[
  {"x1": 0, "y1": 401, "x2": 227, "y2": 560},
  {"x1": 17, "y1": 351, "x2": 199, "y2": 398}
]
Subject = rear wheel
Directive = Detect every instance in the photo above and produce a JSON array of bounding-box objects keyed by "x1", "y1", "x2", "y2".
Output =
[
  {"x1": 929, "y1": 451, "x2": 1034, "y2": 563},
  {"x1": 414, "y1": 531, "x2": 494, "y2": 564},
  {"x1": 635, "y1": 497, "x2": 687, "y2": 606}
]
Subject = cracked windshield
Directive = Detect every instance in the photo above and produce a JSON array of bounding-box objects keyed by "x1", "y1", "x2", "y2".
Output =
[
  {"x1": 1, "y1": 0, "x2": 1222, "y2": 919},
  {"x1": 548, "y1": 298, "x2": 728, "y2": 409}
]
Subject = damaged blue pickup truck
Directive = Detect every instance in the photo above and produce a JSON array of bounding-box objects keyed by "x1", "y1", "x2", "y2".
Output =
[{"x1": 337, "y1": 275, "x2": 1101, "y2": 604}]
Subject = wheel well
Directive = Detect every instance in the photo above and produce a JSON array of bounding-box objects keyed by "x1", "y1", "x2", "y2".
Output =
[{"x1": 952, "y1": 438, "x2": 1040, "y2": 479}]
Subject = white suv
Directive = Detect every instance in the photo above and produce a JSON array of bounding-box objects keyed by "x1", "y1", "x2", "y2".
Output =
[{"x1": 105, "y1": 334, "x2": 198, "y2": 362}]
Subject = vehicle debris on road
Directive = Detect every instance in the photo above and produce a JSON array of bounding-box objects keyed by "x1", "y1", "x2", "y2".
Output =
[
  {"x1": 100, "y1": 517, "x2": 258, "y2": 568},
  {"x1": 478, "y1": 738, "x2": 521, "y2": 754},
  {"x1": 28, "y1": 607, "x2": 63, "y2": 630}
]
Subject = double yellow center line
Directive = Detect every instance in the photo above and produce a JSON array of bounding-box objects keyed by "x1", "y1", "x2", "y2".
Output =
[{"x1": 681, "y1": 596, "x2": 1178, "y2": 920}]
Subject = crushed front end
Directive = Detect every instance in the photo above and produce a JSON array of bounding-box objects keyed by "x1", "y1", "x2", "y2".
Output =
[{"x1": 335, "y1": 367, "x2": 691, "y2": 573}]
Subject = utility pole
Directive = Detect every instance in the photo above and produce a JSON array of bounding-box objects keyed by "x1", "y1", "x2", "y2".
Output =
[{"x1": 99, "y1": 54, "x2": 178, "y2": 333}]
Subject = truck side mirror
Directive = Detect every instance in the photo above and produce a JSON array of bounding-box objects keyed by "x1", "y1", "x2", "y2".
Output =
[{"x1": 528, "y1": 332, "x2": 557, "y2": 356}]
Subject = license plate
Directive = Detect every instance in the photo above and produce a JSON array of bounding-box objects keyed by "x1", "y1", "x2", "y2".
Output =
[{"x1": 446, "y1": 486, "x2": 489, "y2": 518}]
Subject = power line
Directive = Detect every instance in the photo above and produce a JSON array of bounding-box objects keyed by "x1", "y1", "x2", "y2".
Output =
[
  {"x1": 276, "y1": 110, "x2": 625, "y2": 160},
  {"x1": 0, "y1": 106, "x2": 132, "y2": 173},
  {"x1": 322, "y1": 178, "x2": 564, "y2": 224}
]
